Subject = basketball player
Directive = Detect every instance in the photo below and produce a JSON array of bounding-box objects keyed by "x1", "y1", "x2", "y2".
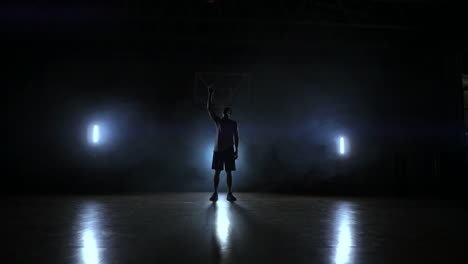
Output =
[{"x1": 207, "y1": 85, "x2": 239, "y2": 202}]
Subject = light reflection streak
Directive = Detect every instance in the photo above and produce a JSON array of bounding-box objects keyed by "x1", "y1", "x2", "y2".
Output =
[
  {"x1": 79, "y1": 203, "x2": 101, "y2": 264},
  {"x1": 82, "y1": 229, "x2": 99, "y2": 264},
  {"x1": 334, "y1": 203, "x2": 354, "y2": 264},
  {"x1": 215, "y1": 201, "x2": 231, "y2": 250}
]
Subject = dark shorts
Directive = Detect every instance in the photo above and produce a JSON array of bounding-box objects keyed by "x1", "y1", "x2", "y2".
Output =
[{"x1": 212, "y1": 148, "x2": 236, "y2": 171}]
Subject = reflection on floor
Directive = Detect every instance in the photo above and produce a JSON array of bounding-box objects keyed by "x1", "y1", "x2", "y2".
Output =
[
  {"x1": 334, "y1": 203, "x2": 353, "y2": 264},
  {"x1": 4, "y1": 193, "x2": 468, "y2": 264},
  {"x1": 79, "y1": 203, "x2": 101, "y2": 264},
  {"x1": 214, "y1": 202, "x2": 230, "y2": 250}
]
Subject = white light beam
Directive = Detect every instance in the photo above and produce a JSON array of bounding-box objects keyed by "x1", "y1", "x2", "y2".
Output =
[
  {"x1": 339, "y1": 137, "x2": 345, "y2": 155},
  {"x1": 93, "y1": 125, "x2": 99, "y2": 143}
]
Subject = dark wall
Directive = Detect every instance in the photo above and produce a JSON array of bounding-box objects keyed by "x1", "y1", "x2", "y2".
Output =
[{"x1": 5, "y1": 16, "x2": 466, "y2": 195}]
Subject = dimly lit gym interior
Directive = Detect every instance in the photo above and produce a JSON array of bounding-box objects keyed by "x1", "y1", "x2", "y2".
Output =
[{"x1": 5, "y1": 1, "x2": 468, "y2": 263}]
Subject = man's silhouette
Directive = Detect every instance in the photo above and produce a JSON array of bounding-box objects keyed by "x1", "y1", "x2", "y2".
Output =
[{"x1": 207, "y1": 86, "x2": 239, "y2": 202}]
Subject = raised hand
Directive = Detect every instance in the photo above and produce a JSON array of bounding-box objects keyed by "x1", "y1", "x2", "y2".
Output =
[{"x1": 208, "y1": 85, "x2": 214, "y2": 94}]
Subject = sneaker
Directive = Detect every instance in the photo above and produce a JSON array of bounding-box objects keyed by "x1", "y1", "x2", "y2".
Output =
[
  {"x1": 227, "y1": 192, "x2": 237, "y2": 202},
  {"x1": 209, "y1": 192, "x2": 218, "y2": 202}
]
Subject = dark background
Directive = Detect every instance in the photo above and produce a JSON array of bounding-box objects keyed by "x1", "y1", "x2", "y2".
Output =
[{"x1": 4, "y1": 1, "x2": 467, "y2": 195}]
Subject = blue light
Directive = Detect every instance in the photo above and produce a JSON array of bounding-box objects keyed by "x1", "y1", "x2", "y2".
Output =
[
  {"x1": 92, "y1": 125, "x2": 99, "y2": 144},
  {"x1": 339, "y1": 136, "x2": 345, "y2": 155},
  {"x1": 205, "y1": 143, "x2": 214, "y2": 169},
  {"x1": 88, "y1": 122, "x2": 105, "y2": 146}
]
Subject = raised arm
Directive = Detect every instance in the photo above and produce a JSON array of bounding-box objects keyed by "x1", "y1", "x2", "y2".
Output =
[{"x1": 207, "y1": 86, "x2": 220, "y2": 123}]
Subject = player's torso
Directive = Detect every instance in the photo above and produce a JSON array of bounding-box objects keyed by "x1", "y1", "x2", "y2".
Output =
[{"x1": 216, "y1": 119, "x2": 236, "y2": 148}]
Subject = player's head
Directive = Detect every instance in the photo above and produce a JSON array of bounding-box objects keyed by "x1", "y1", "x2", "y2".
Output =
[{"x1": 223, "y1": 107, "x2": 232, "y2": 118}]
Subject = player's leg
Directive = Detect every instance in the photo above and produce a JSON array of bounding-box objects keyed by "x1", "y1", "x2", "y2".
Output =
[
  {"x1": 213, "y1": 170, "x2": 221, "y2": 192},
  {"x1": 226, "y1": 170, "x2": 233, "y2": 193},
  {"x1": 210, "y1": 150, "x2": 224, "y2": 201},
  {"x1": 210, "y1": 170, "x2": 221, "y2": 202},
  {"x1": 224, "y1": 148, "x2": 237, "y2": 201},
  {"x1": 226, "y1": 170, "x2": 237, "y2": 201}
]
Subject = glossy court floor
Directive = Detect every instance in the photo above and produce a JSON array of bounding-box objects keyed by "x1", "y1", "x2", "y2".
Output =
[{"x1": 4, "y1": 193, "x2": 468, "y2": 264}]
